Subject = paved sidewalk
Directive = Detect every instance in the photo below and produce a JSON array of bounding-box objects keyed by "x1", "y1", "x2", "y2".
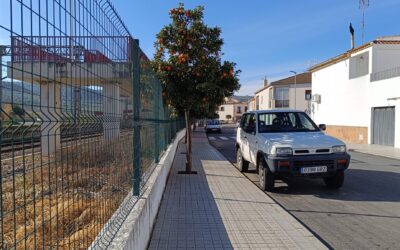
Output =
[
  {"x1": 148, "y1": 131, "x2": 326, "y2": 249},
  {"x1": 348, "y1": 143, "x2": 400, "y2": 160}
]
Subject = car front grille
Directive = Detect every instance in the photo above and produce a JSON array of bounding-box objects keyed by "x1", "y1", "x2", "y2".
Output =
[{"x1": 293, "y1": 148, "x2": 331, "y2": 155}]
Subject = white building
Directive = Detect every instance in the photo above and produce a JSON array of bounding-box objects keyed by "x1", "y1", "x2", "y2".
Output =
[
  {"x1": 309, "y1": 36, "x2": 400, "y2": 148},
  {"x1": 253, "y1": 73, "x2": 312, "y2": 112},
  {"x1": 247, "y1": 97, "x2": 256, "y2": 111},
  {"x1": 217, "y1": 96, "x2": 252, "y2": 122}
]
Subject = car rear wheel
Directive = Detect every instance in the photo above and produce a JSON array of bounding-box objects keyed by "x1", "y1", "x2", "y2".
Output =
[
  {"x1": 237, "y1": 148, "x2": 249, "y2": 172},
  {"x1": 259, "y1": 160, "x2": 275, "y2": 192},
  {"x1": 324, "y1": 171, "x2": 344, "y2": 189}
]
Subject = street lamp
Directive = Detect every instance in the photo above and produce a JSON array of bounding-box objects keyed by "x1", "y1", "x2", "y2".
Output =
[{"x1": 290, "y1": 70, "x2": 297, "y2": 109}]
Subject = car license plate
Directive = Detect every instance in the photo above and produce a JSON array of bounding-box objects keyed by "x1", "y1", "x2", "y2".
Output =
[{"x1": 301, "y1": 166, "x2": 327, "y2": 174}]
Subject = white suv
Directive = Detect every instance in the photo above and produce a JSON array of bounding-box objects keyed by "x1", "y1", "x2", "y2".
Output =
[{"x1": 236, "y1": 110, "x2": 350, "y2": 191}]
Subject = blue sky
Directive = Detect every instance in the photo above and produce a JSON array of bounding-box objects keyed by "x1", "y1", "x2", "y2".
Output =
[
  {"x1": 1, "y1": 1, "x2": 398, "y2": 95},
  {"x1": 113, "y1": 0, "x2": 400, "y2": 95}
]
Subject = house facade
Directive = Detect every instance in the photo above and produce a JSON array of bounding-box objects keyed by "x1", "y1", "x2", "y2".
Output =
[
  {"x1": 309, "y1": 36, "x2": 400, "y2": 148},
  {"x1": 253, "y1": 73, "x2": 312, "y2": 112},
  {"x1": 247, "y1": 97, "x2": 256, "y2": 111},
  {"x1": 217, "y1": 96, "x2": 252, "y2": 122}
]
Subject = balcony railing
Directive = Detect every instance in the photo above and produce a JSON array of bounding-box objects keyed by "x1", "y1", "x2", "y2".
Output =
[{"x1": 371, "y1": 66, "x2": 400, "y2": 82}]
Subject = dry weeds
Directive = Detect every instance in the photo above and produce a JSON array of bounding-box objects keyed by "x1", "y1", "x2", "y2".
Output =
[{"x1": 1, "y1": 133, "x2": 134, "y2": 249}]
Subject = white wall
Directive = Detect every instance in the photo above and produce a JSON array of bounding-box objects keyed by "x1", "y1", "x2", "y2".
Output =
[
  {"x1": 217, "y1": 102, "x2": 248, "y2": 121},
  {"x1": 255, "y1": 88, "x2": 270, "y2": 110},
  {"x1": 311, "y1": 48, "x2": 371, "y2": 127},
  {"x1": 312, "y1": 45, "x2": 400, "y2": 148},
  {"x1": 247, "y1": 100, "x2": 255, "y2": 111},
  {"x1": 255, "y1": 83, "x2": 311, "y2": 111},
  {"x1": 217, "y1": 104, "x2": 234, "y2": 121},
  {"x1": 233, "y1": 103, "x2": 247, "y2": 119},
  {"x1": 288, "y1": 83, "x2": 311, "y2": 111}
]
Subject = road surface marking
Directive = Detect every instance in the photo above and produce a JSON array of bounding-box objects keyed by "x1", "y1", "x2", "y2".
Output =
[
  {"x1": 230, "y1": 136, "x2": 236, "y2": 140},
  {"x1": 220, "y1": 136, "x2": 229, "y2": 140},
  {"x1": 209, "y1": 136, "x2": 216, "y2": 140}
]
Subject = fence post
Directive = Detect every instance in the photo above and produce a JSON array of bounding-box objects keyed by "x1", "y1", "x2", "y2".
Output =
[
  {"x1": 132, "y1": 39, "x2": 141, "y2": 196},
  {"x1": 154, "y1": 76, "x2": 160, "y2": 163}
]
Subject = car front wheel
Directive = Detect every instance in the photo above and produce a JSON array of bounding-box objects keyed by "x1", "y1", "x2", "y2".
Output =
[
  {"x1": 237, "y1": 148, "x2": 249, "y2": 172},
  {"x1": 324, "y1": 171, "x2": 344, "y2": 189},
  {"x1": 259, "y1": 160, "x2": 275, "y2": 192}
]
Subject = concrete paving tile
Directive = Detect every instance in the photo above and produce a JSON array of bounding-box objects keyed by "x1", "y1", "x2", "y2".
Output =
[{"x1": 148, "y1": 131, "x2": 327, "y2": 250}]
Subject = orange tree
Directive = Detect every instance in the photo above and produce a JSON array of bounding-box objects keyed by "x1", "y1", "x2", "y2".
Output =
[{"x1": 152, "y1": 3, "x2": 240, "y2": 173}]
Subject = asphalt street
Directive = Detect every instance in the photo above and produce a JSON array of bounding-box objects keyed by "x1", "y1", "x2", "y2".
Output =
[{"x1": 207, "y1": 124, "x2": 400, "y2": 250}]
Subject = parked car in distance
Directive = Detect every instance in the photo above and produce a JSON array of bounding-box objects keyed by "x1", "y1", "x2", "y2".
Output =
[
  {"x1": 235, "y1": 109, "x2": 350, "y2": 191},
  {"x1": 205, "y1": 119, "x2": 222, "y2": 133}
]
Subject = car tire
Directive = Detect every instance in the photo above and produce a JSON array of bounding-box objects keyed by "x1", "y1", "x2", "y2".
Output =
[
  {"x1": 259, "y1": 160, "x2": 275, "y2": 192},
  {"x1": 237, "y1": 148, "x2": 249, "y2": 172},
  {"x1": 324, "y1": 171, "x2": 344, "y2": 189}
]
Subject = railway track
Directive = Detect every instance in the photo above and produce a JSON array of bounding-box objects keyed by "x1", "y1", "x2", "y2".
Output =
[{"x1": 0, "y1": 129, "x2": 132, "y2": 154}]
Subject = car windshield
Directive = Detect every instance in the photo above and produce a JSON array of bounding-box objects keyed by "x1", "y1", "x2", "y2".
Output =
[
  {"x1": 207, "y1": 120, "x2": 220, "y2": 125},
  {"x1": 258, "y1": 112, "x2": 319, "y2": 133}
]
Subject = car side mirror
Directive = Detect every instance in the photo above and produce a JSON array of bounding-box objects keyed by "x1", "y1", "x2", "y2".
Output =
[{"x1": 319, "y1": 124, "x2": 326, "y2": 131}]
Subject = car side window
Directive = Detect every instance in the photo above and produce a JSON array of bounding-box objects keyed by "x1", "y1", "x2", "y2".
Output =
[
  {"x1": 240, "y1": 114, "x2": 256, "y2": 133},
  {"x1": 240, "y1": 114, "x2": 248, "y2": 128},
  {"x1": 243, "y1": 114, "x2": 256, "y2": 133}
]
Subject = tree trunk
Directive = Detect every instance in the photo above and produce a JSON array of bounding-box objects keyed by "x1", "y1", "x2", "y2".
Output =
[
  {"x1": 184, "y1": 128, "x2": 187, "y2": 144},
  {"x1": 184, "y1": 109, "x2": 192, "y2": 172}
]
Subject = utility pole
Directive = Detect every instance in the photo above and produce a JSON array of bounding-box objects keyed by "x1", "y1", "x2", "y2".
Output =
[{"x1": 290, "y1": 71, "x2": 297, "y2": 110}]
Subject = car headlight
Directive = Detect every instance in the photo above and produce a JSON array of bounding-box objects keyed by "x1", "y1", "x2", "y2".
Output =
[
  {"x1": 275, "y1": 147, "x2": 293, "y2": 155},
  {"x1": 332, "y1": 145, "x2": 346, "y2": 153}
]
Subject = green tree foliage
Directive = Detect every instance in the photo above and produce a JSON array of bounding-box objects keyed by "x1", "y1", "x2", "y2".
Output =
[{"x1": 152, "y1": 3, "x2": 240, "y2": 172}]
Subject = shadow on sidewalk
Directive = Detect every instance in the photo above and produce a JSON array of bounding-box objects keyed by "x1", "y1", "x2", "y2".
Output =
[
  {"x1": 149, "y1": 136, "x2": 234, "y2": 249},
  {"x1": 272, "y1": 168, "x2": 400, "y2": 202}
]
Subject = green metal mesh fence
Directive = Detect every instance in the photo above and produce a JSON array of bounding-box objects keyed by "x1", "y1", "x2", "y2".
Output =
[{"x1": 0, "y1": 1, "x2": 184, "y2": 249}]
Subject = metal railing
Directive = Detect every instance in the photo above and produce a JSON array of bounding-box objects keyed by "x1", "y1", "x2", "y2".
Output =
[
  {"x1": 370, "y1": 66, "x2": 400, "y2": 82},
  {"x1": 0, "y1": 1, "x2": 184, "y2": 249}
]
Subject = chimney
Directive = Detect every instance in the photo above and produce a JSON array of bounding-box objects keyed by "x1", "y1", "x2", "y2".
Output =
[
  {"x1": 263, "y1": 76, "x2": 269, "y2": 87},
  {"x1": 349, "y1": 23, "x2": 355, "y2": 49}
]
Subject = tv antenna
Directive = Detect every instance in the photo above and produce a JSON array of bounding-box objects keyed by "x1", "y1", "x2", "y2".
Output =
[{"x1": 359, "y1": 0, "x2": 369, "y2": 43}]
